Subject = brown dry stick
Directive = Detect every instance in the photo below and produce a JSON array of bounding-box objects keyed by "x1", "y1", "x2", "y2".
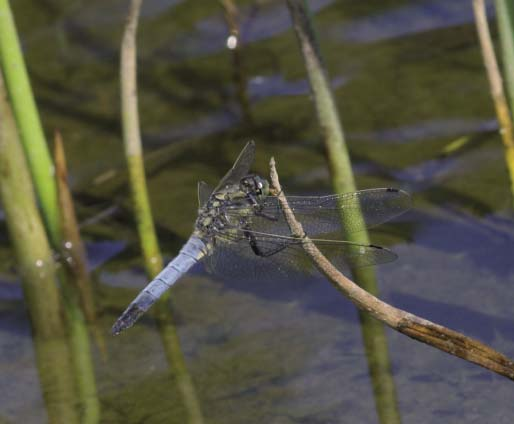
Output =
[{"x1": 269, "y1": 157, "x2": 514, "y2": 381}]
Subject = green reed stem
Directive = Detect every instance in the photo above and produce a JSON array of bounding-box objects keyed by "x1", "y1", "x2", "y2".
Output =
[
  {"x1": 474, "y1": 0, "x2": 514, "y2": 208},
  {"x1": 0, "y1": 3, "x2": 100, "y2": 419},
  {"x1": 59, "y1": 270, "x2": 100, "y2": 424},
  {"x1": 0, "y1": 71, "x2": 79, "y2": 424},
  {"x1": 157, "y1": 309, "x2": 206, "y2": 424},
  {"x1": 121, "y1": 0, "x2": 163, "y2": 277},
  {"x1": 120, "y1": 2, "x2": 204, "y2": 422},
  {"x1": 0, "y1": 0, "x2": 60, "y2": 245},
  {"x1": 285, "y1": 1, "x2": 401, "y2": 423},
  {"x1": 495, "y1": 0, "x2": 514, "y2": 111}
]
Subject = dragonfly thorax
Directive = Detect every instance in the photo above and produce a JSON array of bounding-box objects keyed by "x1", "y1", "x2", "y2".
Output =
[{"x1": 194, "y1": 174, "x2": 269, "y2": 241}]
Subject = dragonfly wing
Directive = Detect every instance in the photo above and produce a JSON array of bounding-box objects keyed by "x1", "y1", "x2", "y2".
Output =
[
  {"x1": 224, "y1": 188, "x2": 411, "y2": 238},
  {"x1": 205, "y1": 229, "x2": 396, "y2": 280},
  {"x1": 204, "y1": 233, "x2": 295, "y2": 280},
  {"x1": 310, "y1": 238, "x2": 397, "y2": 271},
  {"x1": 213, "y1": 141, "x2": 255, "y2": 192},
  {"x1": 197, "y1": 181, "x2": 213, "y2": 207}
]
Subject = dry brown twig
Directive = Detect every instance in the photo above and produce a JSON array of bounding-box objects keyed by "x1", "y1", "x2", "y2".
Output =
[{"x1": 269, "y1": 157, "x2": 514, "y2": 381}]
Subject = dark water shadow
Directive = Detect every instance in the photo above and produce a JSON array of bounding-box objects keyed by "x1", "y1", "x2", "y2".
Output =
[
  {"x1": 390, "y1": 291, "x2": 514, "y2": 345},
  {"x1": 411, "y1": 209, "x2": 514, "y2": 278}
]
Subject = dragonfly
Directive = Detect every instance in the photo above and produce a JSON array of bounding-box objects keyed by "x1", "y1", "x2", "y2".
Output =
[{"x1": 112, "y1": 141, "x2": 410, "y2": 334}]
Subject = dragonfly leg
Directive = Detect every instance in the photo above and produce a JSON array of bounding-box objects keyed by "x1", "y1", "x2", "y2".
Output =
[
  {"x1": 254, "y1": 209, "x2": 279, "y2": 221},
  {"x1": 246, "y1": 194, "x2": 279, "y2": 221},
  {"x1": 244, "y1": 228, "x2": 287, "y2": 257}
]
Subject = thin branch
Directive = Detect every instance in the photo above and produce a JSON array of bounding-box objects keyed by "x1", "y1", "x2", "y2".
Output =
[{"x1": 269, "y1": 157, "x2": 514, "y2": 381}]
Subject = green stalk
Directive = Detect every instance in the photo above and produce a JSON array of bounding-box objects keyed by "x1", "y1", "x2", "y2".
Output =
[
  {"x1": 0, "y1": 3, "x2": 99, "y2": 419},
  {"x1": 495, "y1": 0, "x2": 514, "y2": 111},
  {"x1": 0, "y1": 71, "x2": 79, "y2": 424},
  {"x1": 120, "y1": 2, "x2": 204, "y2": 422},
  {"x1": 121, "y1": 0, "x2": 162, "y2": 276},
  {"x1": 0, "y1": 0, "x2": 60, "y2": 245},
  {"x1": 474, "y1": 0, "x2": 514, "y2": 207},
  {"x1": 157, "y1": 310, "x2": 206, "y2": 424},
  {"x1": 59, "y1": 272, "x2": 100, "y2": 424},
  {"x1": 286, "y1": 1, "x2": 401, "y2": 423}
]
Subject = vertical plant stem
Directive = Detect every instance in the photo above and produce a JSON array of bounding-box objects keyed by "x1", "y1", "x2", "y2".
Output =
[
  {"x1": 54, "y1": 133, "x2": 101, "y2": 423},
  {"x1": 59, "y1": 272, "x2": 101, "y2": 424},
  {"x1": 358, "y1": 294, "x2": 402, "y2": 423},
  {"x1": 158, "y1": 313, "x2": 206, "y2": 424},
  {"x1": 54, "y1": 131, "x2": 100, "y2": 330},
  {"x1": 121, "y1": 0, "x2": 162, "y2": 277},
  {"x1": 0, "y1": 71, "x2": 79, "y2": 424},
  {"x1": 473, "y1": 0, "x2": 514, "y2": 206},
  {"x1": 0, "y1": 4, "x2": 99, "y2": 419},
  {"x1": 286, "y1": 0, "x2": 356, "y2": 195},
  {"x1": 285, "y1": 1, "x2": 401, "y2": 423},
  {"x1": 495, "y1": 0, "x2": 514, "y2": 109},
  {"x1": 120, "y1": 2, "x2": 204, "y2": 423},
  {"x1": 0, "y1": 0, "x2": 60, "y2": 245}
]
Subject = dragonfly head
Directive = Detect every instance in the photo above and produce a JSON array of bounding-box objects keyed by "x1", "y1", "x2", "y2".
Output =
[{"x1": 240, "y1": 175, "x2": 270, "y2": 199}]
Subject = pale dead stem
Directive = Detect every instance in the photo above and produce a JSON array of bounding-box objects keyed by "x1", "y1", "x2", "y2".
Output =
[
  {"x1": 269, "y1": 157, "x2": 514, "y2": 381},
  {"x1": 121, "y1": 0, "x2": 143, "y2": 158},
  {"x1": 119, "y1": 3, "x2": 205, "y2": 423},
  {"x1": 472, "y1": 0, "x2": 514, "y2": 201},
  {"x1": 120, "y1": 0, "x2": 163, "y2": 276}
]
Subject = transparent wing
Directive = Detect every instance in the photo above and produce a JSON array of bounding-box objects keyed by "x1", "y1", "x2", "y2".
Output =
[
  {"x1": 204, "y1": 228, "x2": 397, "y2": 280},
  {"x1": 197, "y1": 181, "x2": 213, "y2": 207},
  {"x1": 213, "y1": 141, "x2": 255, "y2": 192},
  {"x1": 224, "y1": 188, "x2": 411, "y2": 238}
]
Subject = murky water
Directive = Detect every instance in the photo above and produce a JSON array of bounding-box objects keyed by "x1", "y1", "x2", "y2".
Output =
[{"x1": 1, "y1": 0, "x2": 514, "y2": 423}]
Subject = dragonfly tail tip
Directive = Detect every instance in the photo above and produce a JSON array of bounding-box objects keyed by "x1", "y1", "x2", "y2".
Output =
[
  {"x1": 111, "y1": 304, "x2": 146, "y2": 335},
  {"x1": 111, "y1": 319, "x2": 128, "y2": 336}
]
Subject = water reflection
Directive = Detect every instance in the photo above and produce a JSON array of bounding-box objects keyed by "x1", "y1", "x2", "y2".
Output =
[
  {"x1": 352, "y1": 118, "x2": 498, "y2": 143},
  {"x1": 332, "y1": 0, "x2": 495, "y2": 43}
]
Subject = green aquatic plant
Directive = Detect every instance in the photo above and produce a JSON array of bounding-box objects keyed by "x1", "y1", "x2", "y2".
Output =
[
  {"x1": 473, "y1": 0, "x2": 514, "y2": 207},
  {"x1": 0, "y1": 71, "x2": 80, "y2": 424},
  {"x1": 54, "y1": 133, "x2": 101, "y2": 424},
  {"x1": 285, "y1": 1, "x2": 401, "y2": 422},
  {"x1": 0, "y1": 0, "x2": 60, "y2": 245},
  {"x1": 495, "y1": 0, "x2": 514, "y2": 111},
  {"x1": 121, "y1": 0, "x2": 163, "y2": 279},
  {"x1": 0, "y1": 1, "x2": 101, "y2": 420},
  {"x1": 120, "y1": 1, "x2": 205, "y2": 422}
]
